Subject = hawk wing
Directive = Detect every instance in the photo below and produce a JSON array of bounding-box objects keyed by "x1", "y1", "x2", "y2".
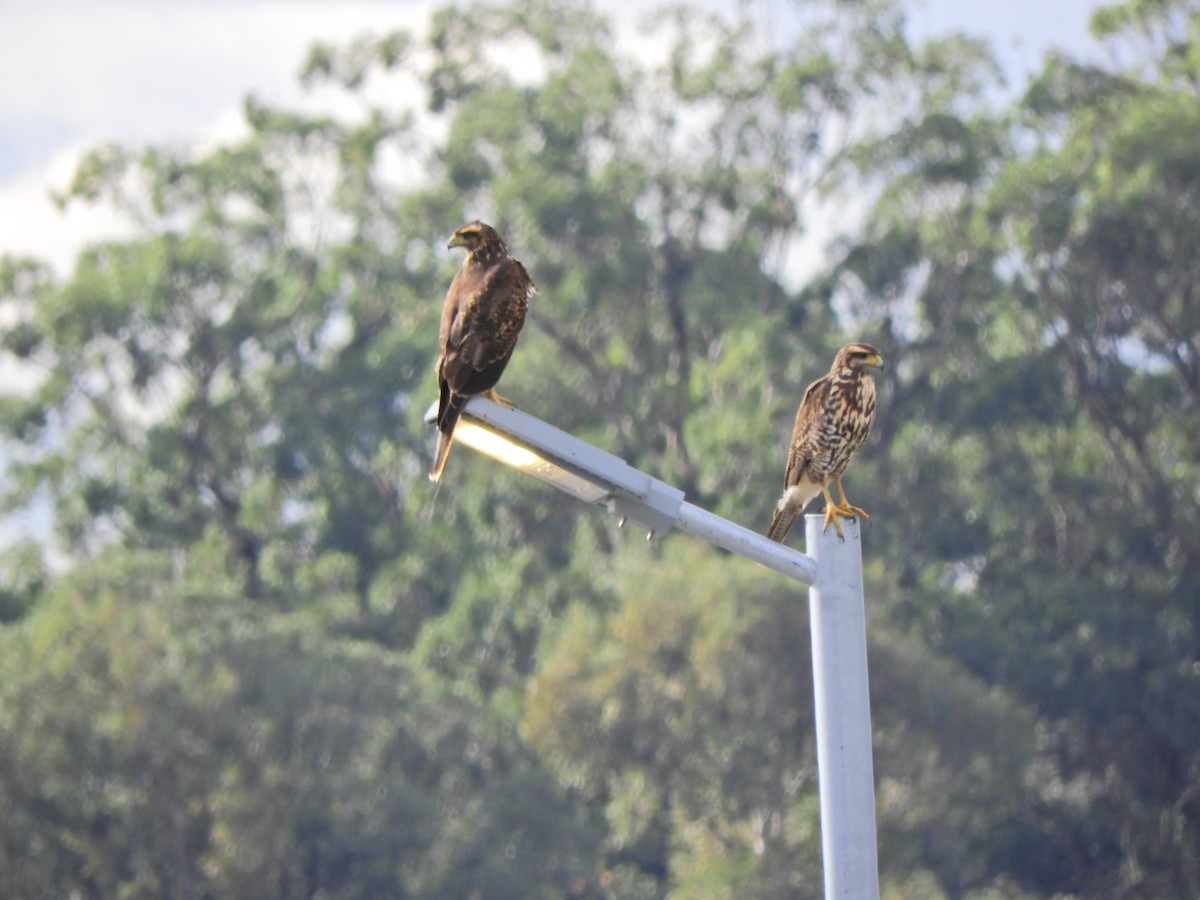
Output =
[
  {"x1": 766, "y1": 374, "x2": 830, "y2": 542},
  {"x1": 783, "y1": 374, "x2": 830, "y2": 489},
  {"x1": 438, "y1": 256, "x2": 533, "y2": 399}
]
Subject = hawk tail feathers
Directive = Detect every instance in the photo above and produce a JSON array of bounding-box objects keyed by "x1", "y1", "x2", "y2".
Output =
[
  {"x1": 767, "y1": 483, "x2": 818, "y2": 543},
  {"x1": 766, "y1": 506, "x2": 796, "y2": 543},
  {"x1": 428, "y1": 426, "x2": 455, "y2": 483},
  {"x1": 428, "y1": 392, "x2": 467, "y2": 483}
]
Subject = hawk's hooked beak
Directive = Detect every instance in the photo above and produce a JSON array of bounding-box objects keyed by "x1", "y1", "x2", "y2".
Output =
[
  {"x1": 866, "y1": 353, "x2": 885, "y2": 371},
  {"x1": 447, "y1": 233, "x2": 465, "y2": 250}
]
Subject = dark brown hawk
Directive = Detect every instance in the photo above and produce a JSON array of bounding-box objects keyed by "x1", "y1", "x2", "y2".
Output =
[
  {"x1": 429, "y1": 220, "x2": 536, "y2": 482},
  {"x1": 766, "y1": 342, "x2": 885, "y2": 543}
]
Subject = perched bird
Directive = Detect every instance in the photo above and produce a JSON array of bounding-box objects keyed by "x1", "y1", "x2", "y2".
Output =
[
  {"x1": 766, "y1": 342, "x2": 885, "y2": 542},
  {"x1": 429, "y1": 220, "x2": 536, "y2": 482}
]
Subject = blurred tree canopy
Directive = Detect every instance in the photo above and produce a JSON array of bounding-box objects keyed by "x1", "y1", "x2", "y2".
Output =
[{"x1": 1, "y1": 0, "x2": 1198, "y2": 896}]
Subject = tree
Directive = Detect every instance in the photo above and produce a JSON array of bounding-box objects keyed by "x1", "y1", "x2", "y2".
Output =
[
  {"x1": 829, "y1": 0, "x2": 1200, "y2": 893},
  {"x1": 526, "y1": 542, "x2": 1039, "y2": 899},
  {"x1": 0, "y1": 548, "x2": 601, "y2": 898}
]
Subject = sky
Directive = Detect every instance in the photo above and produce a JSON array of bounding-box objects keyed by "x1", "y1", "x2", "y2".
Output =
[{"x1": 0, "y1": 0, "x2": 1105, "y2": 273}]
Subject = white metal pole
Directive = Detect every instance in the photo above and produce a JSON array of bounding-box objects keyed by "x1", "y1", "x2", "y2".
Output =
[
  {"x1": 673, "y1": 501, "x2": 817, "y2": 585},
  {"x1": 805, "y1": 513, "x2": 880, "y2": 900}
]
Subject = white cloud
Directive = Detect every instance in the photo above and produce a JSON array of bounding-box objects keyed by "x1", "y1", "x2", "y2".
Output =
[
  {"x1": 0, "y1": 1, "x2": 425, "y2": 135},
  {"x1": 0, "y1": 0, "x2": 429, "y2": 272},
  {"x1": 0, "y1": 144, "x2": 133, "y2": 273}
]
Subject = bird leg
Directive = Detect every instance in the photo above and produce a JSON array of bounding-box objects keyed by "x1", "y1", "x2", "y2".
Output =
[
  {"x1": 819, "y1": 479, "x2": 870, "y2": 539},
  {"x1": 820, "y1": 484, "x2": 848, "y2": 540},
  {"x1": 833, "y1": 477, "x2": 870, "y2": 524},
  {"x1": 481, "y1": 388, "x2": 515, "y2": 409}
]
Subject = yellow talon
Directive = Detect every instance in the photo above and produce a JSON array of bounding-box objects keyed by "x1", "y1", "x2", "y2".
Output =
[
  {"x1": 834, "y1": 477, "x2": 870, "y2": 524},
  {"x1": 819, "y1": 479, "x2": 871, "y2": 540},
  {"x1": 821, "y1": 505, "x2": 846, "y2": 539},
  {"x1": 819, "y1": 484, "x2": 847, "y2": 539},
  {"x1": 482, "y1": 388, "x2": 515, "y2": 409}
]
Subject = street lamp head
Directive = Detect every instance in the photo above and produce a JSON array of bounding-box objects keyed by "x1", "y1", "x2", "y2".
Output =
[{"x1": 423, "y1": 397, "x2": 684, "y2": 534}]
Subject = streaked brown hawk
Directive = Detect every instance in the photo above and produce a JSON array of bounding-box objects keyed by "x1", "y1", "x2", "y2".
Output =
[
  {"x1": 766, "y1": 342, "x2": 885, "y2": 542},
  {"x1": 429, "y1": 220, "x2": 536, "y2": 482}
]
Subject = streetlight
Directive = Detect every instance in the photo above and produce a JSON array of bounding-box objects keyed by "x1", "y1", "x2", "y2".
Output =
[{"x1": 426, "y1": 396, "x2": 880, "y2": 899}]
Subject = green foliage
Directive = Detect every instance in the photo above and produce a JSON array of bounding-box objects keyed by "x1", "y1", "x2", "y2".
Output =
[
  {"x1": 525, "y1": 543, "x2": 824, "y2": 896},
  {"x1": 0, "y1": 540, "x2": 45, "y2": 623},
  {"x1": 0, "y1": 551, "x2": 600, "y2": 897}
]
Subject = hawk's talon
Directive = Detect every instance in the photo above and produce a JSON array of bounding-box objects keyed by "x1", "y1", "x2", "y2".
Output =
[
  {"x1": 482, "y1": 388, "x2": 515, "y2": 409},
  {"x1": 838, "y1": 503, "x2": 869, "y2": 523},
  {"x1": 832, "y1": 477, "x2": 869, "y2": 530},
  {"x1": 821, "y1": 503, "x2": 861, "y2": 540}
]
